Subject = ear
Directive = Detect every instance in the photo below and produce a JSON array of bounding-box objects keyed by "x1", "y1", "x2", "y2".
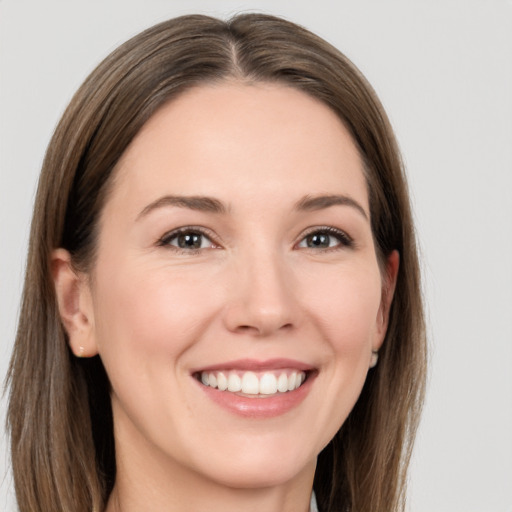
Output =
[
  {"x1": 374, "y1": 249, "x2": 400, "y2": 350},
  {"x1": 52, "y1": 248, "x2": 98, "y2": 357}
]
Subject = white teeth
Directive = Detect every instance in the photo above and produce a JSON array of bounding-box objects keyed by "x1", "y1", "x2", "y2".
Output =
[
  {"x1": 241, "y1": 371, "x2": 259, "y2": 394},
  {"x1": 199, "y1": 369, "x2": 307, "y2": 395},
  {"x1": 277, "y1": 372, "x2": 288, "y2": 392},
  {"x1": 259, "y1": 373, "x2": 277, "y2": 395},
  {"x1": 227, "y1": 373, "x2": 242, "y2": 392},
  {"x1": 217, "y1": 372, "x2": 228, "y2": 391},
  {"x1": 287, "y1": 372, "x2": 297, "y2": 391}
]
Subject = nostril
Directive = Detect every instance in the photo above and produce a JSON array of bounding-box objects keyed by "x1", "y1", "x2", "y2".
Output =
[
  {"x1": 235, "y1": 322, "x2": 293, "y2": 335},
  {"x1": 234, "y1": 325, "x2": 261, "y2": 335},
  {"x1": 223, "y1": 298, "x2": 297, "y2": 336}
]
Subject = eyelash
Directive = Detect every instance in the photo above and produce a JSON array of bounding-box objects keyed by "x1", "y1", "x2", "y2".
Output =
[
  {"x1": 157, "y1": 226, "x2": 354, "y2": 253},
  {"x1": 157, "y1": 226, "x2": 218, "y2": 253},
  {"x1": 296, "y1": 226, "x2": 354, "y2": 251}
]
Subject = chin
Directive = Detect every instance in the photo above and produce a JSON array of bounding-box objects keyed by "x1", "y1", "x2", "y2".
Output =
[
  {"x1": 201, "y1": 456, "x2": 314, "y2": 490},
  {"x1": 184, "y1": 434, "x2": 318, "y2": 490}
]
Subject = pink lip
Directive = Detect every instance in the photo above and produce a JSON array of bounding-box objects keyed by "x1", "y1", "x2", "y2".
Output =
[
  {"x1": 192, "y1": 359, "x2": 317, "y2": 419},
  {"x1": 191, "y1": 358, "x2": 314, "y2": 373}
]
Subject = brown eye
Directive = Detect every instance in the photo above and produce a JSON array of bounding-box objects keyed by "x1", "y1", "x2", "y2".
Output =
[
  {"x1": 160, "y1": 229, "x2": 216, "y2": 250},
  {"x1": 305, "y1": 233, "x2": 331, "y2": 248},
  {"x1": 176, "y1": 232, "x2": 203, "y2": 249},
  {"x1": 297, "y1": 228, "x2": 353, "y2": 250}
]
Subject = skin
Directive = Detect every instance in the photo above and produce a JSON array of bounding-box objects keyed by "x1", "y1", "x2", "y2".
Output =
[{"x1": 53, "y1": 82, "x2": 398, "y2": 512}]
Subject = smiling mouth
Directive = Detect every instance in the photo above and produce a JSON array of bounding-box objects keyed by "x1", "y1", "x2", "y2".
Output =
[{"x1": 194, "y1": 369, "x2": 309, "y2": 397}]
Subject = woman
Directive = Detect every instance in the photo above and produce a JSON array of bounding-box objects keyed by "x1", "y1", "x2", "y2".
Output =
[{"x1": 6, "y1": 13, "x2": 426, "y2": 512}]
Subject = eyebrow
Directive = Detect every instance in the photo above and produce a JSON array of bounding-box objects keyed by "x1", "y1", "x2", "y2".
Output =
[
  {"x1": 137, "y1": 195, "x2": 227, "y2": 219},
  {"x1": 137, "y1": 193, "x2": 368, "y2": 221},
  {"x1": 294, "y1": 194, "x2": 369, "y2": 220}
]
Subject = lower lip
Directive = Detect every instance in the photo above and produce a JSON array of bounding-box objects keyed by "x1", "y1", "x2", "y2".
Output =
[{"x1": 195, "y1": 373, "x2": 316, "y2": 418}]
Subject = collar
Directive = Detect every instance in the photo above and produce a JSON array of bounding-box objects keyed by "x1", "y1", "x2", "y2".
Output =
[{"x1": 310, "y1": 491, "x2": 319, "y2": 512}]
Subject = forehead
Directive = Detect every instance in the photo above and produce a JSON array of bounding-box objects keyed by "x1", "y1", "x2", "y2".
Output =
[{"x1": 109, "y1": 82, "x2": 368, "y2": 214}]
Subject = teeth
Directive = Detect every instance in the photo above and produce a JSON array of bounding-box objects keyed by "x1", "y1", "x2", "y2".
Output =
[
  {"x1": 277, "y1": 372, "x2": 288, "y2": 393},
  {"x1": 217, "y1": 372, "x2": 228, "y2": 391},
  {"x1": 287, "y1": 372, "x2": 297, "y2": 391},
  {"x1": 259, "y1": 373, "x2": 277, "y2": 395},
  {"x1": 241, "y1": 372, "x2": 259, "y2": 394},
  {"x1": 227, "y1": 373, "x2": 242, "y2": 392},
  {"x1": 199, "y1": 369, "x2": 307, "y2": 396}
]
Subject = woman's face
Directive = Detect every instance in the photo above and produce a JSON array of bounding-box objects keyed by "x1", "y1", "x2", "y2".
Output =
[{"x1": 74, "y1": 83, "x2": 396, "y2": 490}]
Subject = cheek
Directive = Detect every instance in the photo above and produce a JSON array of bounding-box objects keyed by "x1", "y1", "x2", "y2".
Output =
[
  {"x1": 304, "y1": 265, "x2": 383, "y2": 353},
  {"x1": 91, "y1": 261, "x2": 219, "y2": 371},
  {"x1": 290, "y1": 265, "x2": 384, "y2": 453}
]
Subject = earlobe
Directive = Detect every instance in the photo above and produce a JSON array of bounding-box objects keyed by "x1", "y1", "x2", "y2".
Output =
[{"x1": 52, "y1": 249, "x2": 98, "y2": 357}]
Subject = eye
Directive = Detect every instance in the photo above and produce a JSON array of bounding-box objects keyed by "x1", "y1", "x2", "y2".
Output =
[
  {"x1": 158, "y1": 227, "x2": 217, "y2": 251},
  {"x1": 297, "y1": 227, "x2": 353, "y2": 250}
]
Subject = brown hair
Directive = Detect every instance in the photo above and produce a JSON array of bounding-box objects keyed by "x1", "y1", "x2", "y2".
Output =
[{"x1": 6, "y1": 13, "x2": 426, "y2": 512}]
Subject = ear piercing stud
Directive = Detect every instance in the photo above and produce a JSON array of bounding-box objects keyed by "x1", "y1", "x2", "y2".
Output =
[
  {"x1": 370, "y1": 350, "x2": 379, "y2": 368},
  {"x1": 77, "y1": 346, "x2": 85, "y2": 358}
]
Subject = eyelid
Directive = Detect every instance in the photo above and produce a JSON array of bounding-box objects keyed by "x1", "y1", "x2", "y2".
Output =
[
  {"x1": 156, "y1": 225, "x2": 354, "y2": 252},
  {"x1": 295, "y1": 226, "x2": 354, "y2": 250},
  {"x1": 157, "y1": 226, "x2": 220, "y2": 251}
]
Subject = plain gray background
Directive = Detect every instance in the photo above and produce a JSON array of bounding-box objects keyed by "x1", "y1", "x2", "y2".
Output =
[{"x1": 1, "y1": 1, "x2": 511, "y2": 510}]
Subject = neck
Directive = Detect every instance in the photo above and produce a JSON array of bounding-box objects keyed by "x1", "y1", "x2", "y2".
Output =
[{"x1": 105, "y1": 461, "x2": 315, "y2": 512}]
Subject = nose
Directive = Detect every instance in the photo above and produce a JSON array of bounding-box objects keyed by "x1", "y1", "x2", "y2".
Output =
[{"x1": 222, "y1": 249, "x2": 299, "y2": 337}]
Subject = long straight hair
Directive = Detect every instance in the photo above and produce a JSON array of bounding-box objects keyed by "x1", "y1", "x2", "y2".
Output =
[{"x1": 6, "y1": 13, "x2": 426, "y2": 512}]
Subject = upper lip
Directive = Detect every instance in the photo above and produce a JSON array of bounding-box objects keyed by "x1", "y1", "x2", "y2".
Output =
[{"x1": 191, "y1": 358, "x2": 315, "y2": 373}]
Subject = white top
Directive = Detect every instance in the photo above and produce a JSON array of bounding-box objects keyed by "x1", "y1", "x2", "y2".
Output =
[{"x1": 310, "y1": 491, "x2": 319, "y2": 512}]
